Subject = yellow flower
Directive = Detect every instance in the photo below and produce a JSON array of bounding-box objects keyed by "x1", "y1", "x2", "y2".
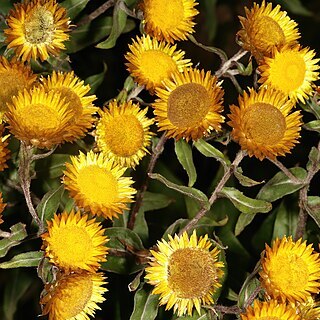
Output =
[
  {"x1": 260, "y1": 236, "x2": 320, "y2": 303},
  {"x1": 41, "y1": 71, "x2": 98, "y2": 142},
  {"x1": 145, "y1": 231, "x2": 224, "y2": 317},
  {"x1": 63, "y1": 151, "x2": 136, "y2": 220},
  {"x1": 140, "y1": 0, "x2": 199, "y2": 43},
  {"x1": 228, "y1": 88, "x2": 302, "y2": 160},
  {"x1": 237, "y1": 0, "x2": 300, "y2": 60},
  {"x1": 0, "y1": 56, "x2": 36, "y2": 117},
  {"x1": 95, "y1": 100, "x2": 154, "y2": 169},
  {"x1": 41, "y1": 210, "x2": 109, "y2": 273},
  {"x1": 125, "y1": 35, "x2": 192, "y2": 93},
  {"x1": 240, "y1": 299, "x2": 300, "y2": 320},
  {"x1": 0, "y1": 126, "x2": 10, "y2": 172},
  {"x1": 6, "y1": 87, "x2": 72, "y2": 149},
  {"x1": 5, "y1": 0, "x2": 70, "y2": 62},
  {"x1": 0, "y1": 192, "x2": 6, "y2": 225},
  {"x1": 296, "y1": 297, "x2": 320, "y2": 320},
  {"x1": 153, "y1": 68, "x2": 224, "y2": 141},
  {"x1": 259, "y1": 45, "x2": 320, "y2": 103},
  {"x1": 41, "y1": 271, "x2": 107, "y2": 320}
]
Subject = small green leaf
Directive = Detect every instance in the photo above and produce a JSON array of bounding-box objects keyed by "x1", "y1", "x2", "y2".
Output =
[
  {"x1": 0, "y1": 251, "x2": 43, "y2": 269},
  {"x1": 307, "y1": 147, "x2": 320, "y2": 171},
  {"x1": 275, "y1": 0, "x2": 312, "y2": 16},
  {"x1": 35, "y1": 154, "x2": 70, "y2": 179},
  {"x1": 36, "y1": 185, "x2": 64, "y2": 224},
  {"x1": 306, "y1": 196, "x2": 320, "y2": 228},
  {"x1": 235, "y1": 212, "x2": 256, "y2": 236},
  {"x1": 257, "y1": 167, "x2": 307, "y2": 202},
  {"x1": 238, "y1": 277, "x2": 260, "y2": 308},
  {"x1": 130, "y1": 285, "x2": 159, "y2": 320},
  {"x1": 133, "y1": 209, "x2": 148, "y2": 244},
  {"x1": 0, "y1": 223, "x2": 27, "y2": 258},
  {"x1": 141, "y1": 192, "x2": 173, "y2": 212},
  {"x1": 234, "y1": 167, "x2": 264, "y2": 187},
  {"x1": 84, "y1": 63, "x2": 107, "y2": 94},
  {"x1": 61, "y1": 0, "x2": 90, "y2": 20},
  {"x1": 149, "y1": 173, "x2": 210, "y2": 210},
  {"x1": 193, "y1": 139, "x2": 230, "y2": 168},
  {"x1": 163, "y1": 219, "x2": 189, "y2": 238},
  {"x1": 304, "y1": 120, "x2": 320, "y2": 132},
  {"x1": 219, "y1": 187, "x2": 272, "y2": 214},
  {"x1": 175, "y1": 139, "x2": 197, "y2": 187},
  {"x1": 128, "y1": 270, "x2": 144, "y2": 292}
]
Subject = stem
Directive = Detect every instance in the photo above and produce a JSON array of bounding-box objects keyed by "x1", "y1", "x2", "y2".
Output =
[
  {"x1": 126, "y1": 85, "x2": 145, "y2": 102},
  {"x1": 209, "y1": 305, "x2": 241, "y2": 315},
  {"x1": 179, "y1": 150, "x2": 246, "y2": 235},
  {"x1": 268, "y1": 158, "x2": 303, "y2": 184},
  {"x1": 0, "y1": 230, "x2": 11, "y2": 238},
  {"x1": 127, "y1": 133, "x2": 168, "y2": 229}
]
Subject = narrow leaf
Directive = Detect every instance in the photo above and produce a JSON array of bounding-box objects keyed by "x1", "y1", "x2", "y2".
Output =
[
  {"x1": 133, "y1": 208, "x2": 148, "y2": 244},
  {"x1": 128, "y1": 270, "x2": 144, "y2": 292},
  {"x1": 234, "y1": 167, "x2": 264, "y2": 187},
  {"x1": 303, "y1": 120, "x2": 320, "y2": 132},
  {"x1": 175, "y1": 139, "x2": 197, "y2": 187},
  {"x1": 307, "y1": 147, "x2": 320, "y2": 171},
  {"x1": 35, "y1": 154, "x2": 70, "y2": 179},
  {"x1": 306, "y1": 196, "x2": 320, "y2": 228},
  {"x1": 0, "y1": 251, "x2": 43, "y2": 269},
  {"x1": 235, "y1": 212, "x2": 256, "y2": 236},
  {"x1": 61, "y1": 0, "x2": 89, "y2": 20},
  {"x1": 149, "y1": 173, "x2": 210, "y2": 210},
  {"x1": 142, "y1": 192, "x2": 173, "y2": 212},
  {"x1": 84, "y1": 63, "x2": 108, "y2": 94},
  {"x1": 219, "y1": 187, "x2": 272, "y2": 214}
]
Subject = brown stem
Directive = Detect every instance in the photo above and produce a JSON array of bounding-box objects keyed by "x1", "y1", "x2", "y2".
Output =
[
  {"x1": 127, "y1": 133, "x2": 168, "y2": 229},
  {"x1": 208, "y1": 305, "x2": 241, "y2": 315},
  {"x1": 179, "y1": 150, "x2": 246, "y2": 235},
  {"x1": 268, "y1": 158, "x2": 303, "y2": 184}
]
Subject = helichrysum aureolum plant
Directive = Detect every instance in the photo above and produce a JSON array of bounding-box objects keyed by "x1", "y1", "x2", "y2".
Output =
[{"x1": 0, "y1": 0, "x2": 320, "y2": 319}]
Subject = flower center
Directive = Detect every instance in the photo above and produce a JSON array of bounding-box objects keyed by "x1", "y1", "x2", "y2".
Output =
[
  {"x1": 167, "y1": 83, "x2": 211, "y2": 128},
  {"x1": 21, "y1": 103, "x2": 61, "y2": 131},
  {"x1": 146, "y1": 0, "x2": 184, "y2": 30},
  {"x1": 253, "y1": 16, "x2": 285, "y2": 52},
  {"x1": 268, "y1": 252, "x2": 309, "y2": 295},
  {"x1": 102, "y1": 114, "x2": 144, "y2": 157},
  {"x1": 50, "y1": 225, "x2": 92, "y2": 267},
  {"x1": 268, "y1": 51, "x2": 306, "y2": 93},
  {"x1": 167, "y1": 248, "x2": 216, "y2": 299},
  {"x1": 76, "y1": 165, "x2": 118, "y2": 205},
  {"x1": 242, "y1": 103, "x2": 286, "y2": 145},
  {"x1": 0, "y1": 70, "x2": 28, "y2": 113},
  {"x1": 139, "y1": 50, "x2": 178, "y2": 85},
  {"x1": 24, "y1": 7, "x2": 54, "y2": 45},
  {"x1": 259, "y1": 317, "x2": 280, "y2": 320}
]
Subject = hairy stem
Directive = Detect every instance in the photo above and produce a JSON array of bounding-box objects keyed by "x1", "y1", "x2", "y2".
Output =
[{"x1": 268, "y1": 158, "x2": 303, "y2": 184}]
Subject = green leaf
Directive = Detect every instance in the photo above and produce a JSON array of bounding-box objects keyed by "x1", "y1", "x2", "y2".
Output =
[
  {"x1": 202, "y1": 0, "x2": 218, "y2": 42},
  {"x1": 84, "y1": 63, "x2": 108, "y2": 94},
  {"x1": 141, "y1": 192, "x2": 173, "y2": 212},
  {"x1": 128, "y1": 270, "x2": 144, "y2": 292},
  {"x1": 238, "y1": 277, "x2": 260, "y2": 308},
  {"x1": 61, "y1": 0, "x2": 89, "y2": 20},
  {"x1": 304, "y1": 120, "x2": 320, "y2": 132},
  {"x1": 219, "y1": 187, "x2": 272, "y2": 214},
  {"x1": 36, "y1": 185, "x2": 64, "y2": 224},
  {"x1": 175, "y1": 139, "x2": 197, "y2": 187},
  {"x1": 234, "y1": 167, "x2": 264, "y2": 187},
  {"x1": 275, "y1": 0, "x2": 312, "y2": 16},
  {"x1": 149, "y1": 173, "x2": 210, "y2": 210},
  {"x1": 163, "y1": 219, "x2": 189, "y2": 238},
  {"x1": 133, "y1": 209, "x2": 148, "y2": 244},
  {"x1": 307, "y1": 147, "x2": 320, "y2": 171},
  {"x1": 235, "y1": 212, "x2": 256, "y2": 236},
  {"x1": 193, "y1": 139, "x2": 230, "y2": 168},
  {"x1": 35, "y1": 154, "x2": 70, "y2": 179},
  {"x1": 96, "y1": 0, "x2": 128, "y2": 49},
  {"x1": 0, "y1": 223, "x2": 27, "y2": 258},
  {"x1": 257, "y1": 167, "x2": 307, "y2": 202},
  {"x1": 0, "y1": 251, "x2": 43, "y2": 269},
  {"x1": 306, "y1": 196, "x2": 320, "y2": 228},
  {"x1": 130, "y1": 285, "x2": 159, "y2": 320}
]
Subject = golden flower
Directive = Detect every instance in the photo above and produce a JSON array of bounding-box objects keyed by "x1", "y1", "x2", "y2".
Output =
[
  {"x1": 240, "y1": 299, "x2": 300, "y2": 320},
  {"x1": 41, "y1": 210, "x2": 109, "y2": 273},
  {"x1": 296, "y1": 297, "x2": 320, "y2": 320},
  {"x1": 125, "y1": 35, "x2": 192, "y2": 93},
  {"x1": 95, "y1": 100, "x2": 154, "y2": 169},
  {"x1": 41, "y1": 71, "x2": 98, "y2": 142},
  {"x1": 153, "y1": 68, "x2": 224, "y2": 141},
  {"x1": 260, "y1": 236, "x2": 320, "y2": 303},
  {"x1": 259, "y1": 45, "x2": 320, "y2": 103},
  {"x1": 0, "y1": 56, "x2": 36, "y2": 117},
  {"x1": 0, "y1": 192, "x2": 6, "y2": 225},
  {"x1": 145, "y1": 231, "x2": 224, "y2": 317},
  {"x1": 63, "y1": 151, "x2": 136, "y2": 220},
  {"x1": 6, "y1": 87, "x2": 72, "y2": 149},
  {"x1": 5, "y1": 0, "x2": 70, "y2": 62},
  {"x1": 41, "y1": 271, "x2": 107, "y2": 320},
  {"x1": 228, "y1": 88, "x2": 302, "y2": 160},
  {"x1": 140, "y1": 0, "x2": 199, "y2": 43},
  {"x1": 237, "y1": 0, "x2": 300, "y2": 60},
  {"x1": 0, "y1": 126, "x2": 10, "y2": 172}
]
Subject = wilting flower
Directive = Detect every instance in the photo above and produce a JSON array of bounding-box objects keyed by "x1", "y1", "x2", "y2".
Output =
[
  {"x1": 0, "y1": 126, "x2": 10, "y2": 172},
  {"x1": 0, "y1": 193, "x2": 6, "y2": 225}
]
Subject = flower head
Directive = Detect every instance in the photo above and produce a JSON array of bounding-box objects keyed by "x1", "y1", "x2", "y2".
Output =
[
  {"x1": 63, "y1": 151, "x2": 136, "y2": 220},
  {"x1": 296, "y1": 297, "x2": 320, "y2": 320},
  {"x1": 140, "y1": 0, "x2": 199, "y2": 43},
  {"x1": 0, "y1": 56, "x2": 36, "y2": 117},
  {"x1": 6, "y1": 87, "x2": 72, "y2": 149},
  {"x1": 41, "y1": 71, "x2": 98, "y2": 142},
  {"x1": 41, "y1": 210, "x2": 109, "y2": 273},
  {"x1": 241, "y1": 299, "x2": 300, "y2": 320},
  {"x1": 95, "y1": 100, "x2": 154, "y2": 169},
  {"x1": 153, "y1": 68, "x2": 224, "y2": 141},
  {"x1": 260, "y1": 236, "x2": 320, "y2": 303},
  {"x1": 228, "y1": 88, "x2": 302, "y2": 160},
  {"x1": 0, "y1": 193, "x2": 6, "y2": 225},
  {"x1": 0, "y1": 126, "x2": 10, "y2": 172},
  {"x1": 125, "y1": 35, "x2": 192, "y2": 93},
  {"x1": 5, "y1": 0, "x2": 71, "y2": 61},
  {"x1": 237, "y1": 0, "x2": 300, "y2": 60},
  {"x1": 41, "y1": 271, "x2": 107, "y2": 320},
  {"x1": 259, "y1": 45, "x2": 319, "y2": 103},
  {"x1": 145, "y1": 231, "x2": 224, "y2": 316}
]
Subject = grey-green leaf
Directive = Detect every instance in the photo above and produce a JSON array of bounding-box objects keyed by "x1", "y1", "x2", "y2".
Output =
[
  {"x1": 219, "y1": 187, "x2": 272, "y2": 214},
  {"x1": 257, "y1": 167, "x2": 307, "y2": 202},
  {"x1": 235, "y1": 212, "x2": 256, "y2": 236},
  {"x1": 307, "y1": 147, "x2": 320, "y2": 171},
  {"x1": 84, "y1": 63, "x2": 107, "y2": 94},
  {"x1": 306, "y1": 196, "x2": 320, "y2": 228},
  {"x1": 275, "y1": 0, "x2": 312, "y2": 16},
  {"x1": 141, "y1": 192, "x2": 173, "y2": 212},
  {"x1": 61, "y1": 0, "x2": 90, "y2": 20},
  {"x1": 0, "y1": 251, "x2": 43, "y2": 269},
  {"x1": 133, "y1": 209, "x2": 148, "y2": 244},
  {"x1": 304, "y1": 120, "x2": 320, "y2": 132},
  {"x1": 234, "y1": 167, "x2": 264, "y2": 187},
  {"x1": 175, "y1": 139, "x2": 197, "y2": 187}
]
